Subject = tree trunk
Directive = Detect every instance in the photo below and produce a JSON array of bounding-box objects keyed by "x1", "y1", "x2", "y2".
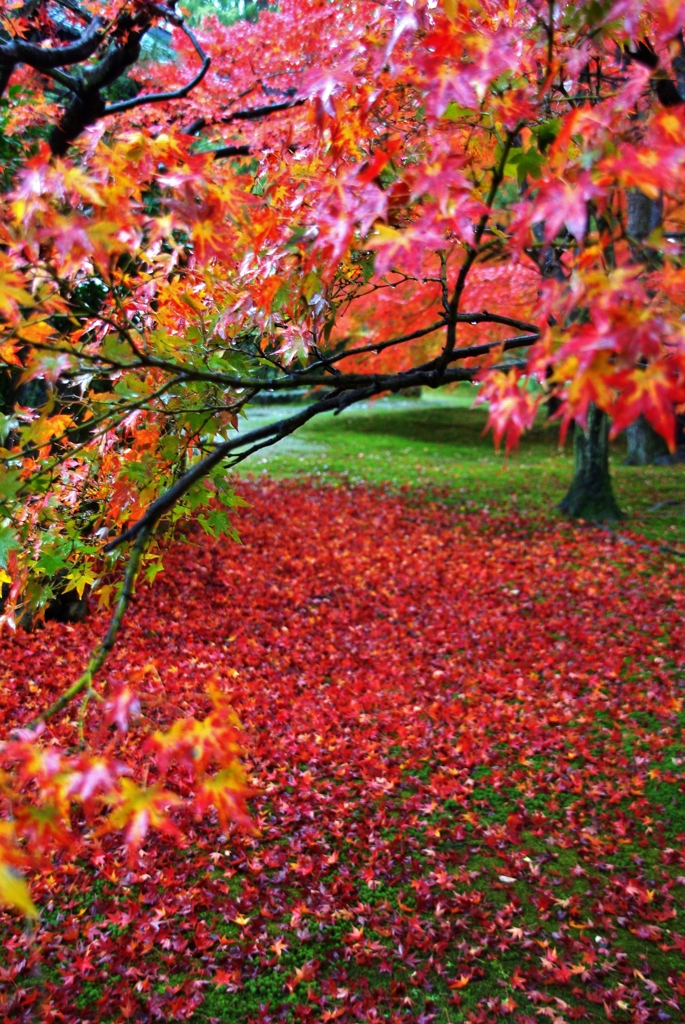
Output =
[
  {"x1": 559, "y1": 404, "x2": 623, "y2": 520},
  {"x1": 622, "y1": 191, "x2": 677, "y2": 466},
  {"x1": 626, "y1": 189, "x2": 662, "y2": 247},
  {"x1": 624, "y1": 414, "x2": 671, "y2": 465},
  {"x1": 0, "y1": 369, "x2": 14, "y2": 417}
]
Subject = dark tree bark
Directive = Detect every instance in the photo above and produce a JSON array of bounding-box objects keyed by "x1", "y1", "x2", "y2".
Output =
[
  {"x1": 626, "y1": 188, "x2": 662, "y2": 245},
  {"x1": 0, "y1": 370, "x2": 13, "y2": 417},
  {"x1": 559, "y1": 404, "x2": 623, "y2": 520},
  {"x1": 623, "y1": 189, "x2": 685, "y2": 465},
  {"x1": 624, "y1": 414, "x2": 671, "y2": 465}
]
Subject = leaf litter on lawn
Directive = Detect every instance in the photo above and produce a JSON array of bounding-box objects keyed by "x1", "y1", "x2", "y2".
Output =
[{"x1": 0, "y1": 480, "x2": 684, "y2": 1023}]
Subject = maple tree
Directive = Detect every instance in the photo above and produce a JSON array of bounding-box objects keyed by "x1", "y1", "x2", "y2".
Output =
[{"x1": 0, "y1": 0, "x2": 684, "y2": 918}]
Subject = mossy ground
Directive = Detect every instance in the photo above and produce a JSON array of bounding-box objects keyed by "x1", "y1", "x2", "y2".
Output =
[{"x1": 235, "y1": 388, "x2": 684, "y2": 547}]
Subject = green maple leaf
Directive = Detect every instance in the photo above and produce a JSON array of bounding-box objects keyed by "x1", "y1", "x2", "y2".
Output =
[{"x1": 0, "y1": 525, "x2": 20, "y2": 569}]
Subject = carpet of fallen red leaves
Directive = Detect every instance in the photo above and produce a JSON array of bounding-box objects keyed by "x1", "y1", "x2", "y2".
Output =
[{"x1": 1, "y1": 480, "x2": 684, "y2": 1024}]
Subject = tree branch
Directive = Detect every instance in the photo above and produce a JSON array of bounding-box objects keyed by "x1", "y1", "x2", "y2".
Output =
[
  {"x1": 28, "y1": 524, "x2": 152, "y2": 729},
  {"x1": 22, "y1": 315, "x2": 539, "y2": 392},
  {"x1": 104, "y1": 22, "x2": 210, "y2": 116},
  {"x1": 625, "y1": 39, "x2": 684, "y2": 107},
  {"x1": 0, "y1": 16, "x2": 104, "y2": 72},
  {"x1": 446, "y1": 333, "x2": 539, "y2": 364},
  {"x1": 305, "y1": 314, "x2": 540, "y2": 373},
  {"x1": 455, "y1": 310, "x2": 539, "y2": 333},
  {"x1": 211, "y1": 144, "x2": 252, "y2": 159},
  {"x1": 225, "y1": 97, "x2": 305, "y2": 122},
  {"x1": 437, "y1": 132, "x2": 518, "y2": 375},
  {"x1": 103, "y1": 360, "x2": 515, "y2": 553},
  {"x1": 302, "y1": 320, "x2": 447, "y2": 372}
]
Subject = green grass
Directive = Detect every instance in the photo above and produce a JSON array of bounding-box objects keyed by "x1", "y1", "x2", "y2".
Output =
[{"x1": 234, "y1": 388, "x2": 685, "y2": 547}]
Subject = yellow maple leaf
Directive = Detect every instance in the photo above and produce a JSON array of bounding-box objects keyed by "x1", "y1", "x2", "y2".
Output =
[
  {"x1": 0, "y1": 862, "x2": 38, "y2": 918},
  {"x1": 0, "y1": 339, "x2": 22, "y2": 367},
  {"x1": 0, "y1": 257, "x2": 33, "y2": 322},
  {"x1": 25, "y1": 414, "x2": 75, "y2": 447},
  {"x1": 64, "y1": 567, "x2": 97, "y2": 599}
]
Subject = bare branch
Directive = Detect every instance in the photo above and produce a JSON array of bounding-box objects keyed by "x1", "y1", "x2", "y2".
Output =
[
  {"x1": 39, "y1": 66, "x2": 81, "y2": 92},
  {"x1": 211, "y1": 144, "x2": 252, "y2": 159},
  {"x1": 184, "y1": 87, "x2": 301, "y2": 138},
  {"x1": 225, "y1": 97, "x2": 305, "y2": 121},
  {"x1": 455, "y1": 310, "x2": 540, "y2": 333},
  {"x1": 104, "y1": 22, "x2": 210, "y2": 116},
  {"x1": 305, "y1": 320, "x2": 447, "y2": 372},
  {"x1": 446, "y1": 333, "x2": 539, "y2": 364},
  {"x1": 0, "y1": 16, "x2": 104, "y2": 71},
  {"x1": 103, "y1": 362, "x2": 485, "y2": 553}
]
